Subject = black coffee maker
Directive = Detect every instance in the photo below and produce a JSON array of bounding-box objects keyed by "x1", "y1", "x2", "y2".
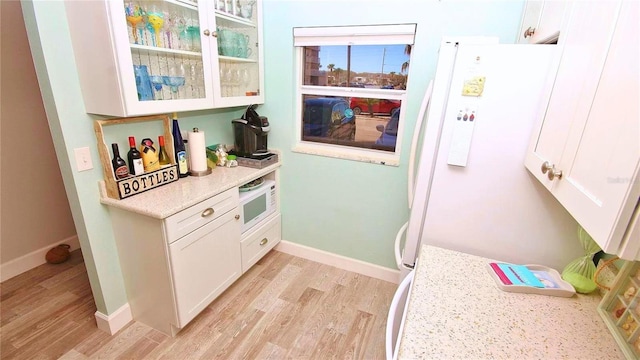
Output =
[{"x1": 232, "y1": 105, "x2": 270, "y2": 157}]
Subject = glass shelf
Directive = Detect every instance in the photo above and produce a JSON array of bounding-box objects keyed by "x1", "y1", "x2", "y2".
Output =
[{"x1": 130, "y1": 44, "x2": 202, "y2": 57}]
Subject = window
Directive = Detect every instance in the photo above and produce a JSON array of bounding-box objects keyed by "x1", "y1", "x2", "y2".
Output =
[{"x1": 293, "y1": 24, "x2": 417, "y2": 166}]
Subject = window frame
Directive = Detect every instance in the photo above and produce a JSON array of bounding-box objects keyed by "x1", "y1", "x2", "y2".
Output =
[{"x1": 292, "y1": 24, "x2": 416, "y2": 166}]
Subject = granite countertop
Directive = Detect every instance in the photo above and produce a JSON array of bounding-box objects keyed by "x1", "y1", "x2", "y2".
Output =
[
  {"x1": 398, "y1": 245, "x2": 624, "y2": 359},
  {"x1": 99, "y1": 161, "x2": 280, "y2": 219}
]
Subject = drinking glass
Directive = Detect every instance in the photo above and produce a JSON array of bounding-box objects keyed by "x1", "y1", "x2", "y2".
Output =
[
  {"x1": 124, "y1": 3, "x2": 144, "y2": 44},
  {"x1": 146, "y1": 6, "x2": 165, "y2": 47},
  {"x1": 150, "y1": 75, "x2": 165, "y2": 100},
  {"x1": 165, "y1": 64, "x2": 186, "y2": 99},
  {"x1": 241, "y1": 68, "x2": 250, "y2": 90},
  {"x1": 133, "y1": 65, "x2": 154, "y2": 101}
]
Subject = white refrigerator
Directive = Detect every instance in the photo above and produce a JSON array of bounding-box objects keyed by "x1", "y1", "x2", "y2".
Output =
[
  {"x1": 398, "y1": 39, "x2": 584, "y2": 278},
  {"x1": 386, "y1": 38, "x2": 586, "y2": 359}
]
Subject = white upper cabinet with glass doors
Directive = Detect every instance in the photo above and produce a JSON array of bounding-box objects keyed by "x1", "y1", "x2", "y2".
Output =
[{"x1": 64, "y1": 0, "x2": 264, "y2": 117}]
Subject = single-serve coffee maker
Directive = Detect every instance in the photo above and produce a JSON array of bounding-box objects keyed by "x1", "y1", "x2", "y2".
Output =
[{"x1": 232, "y1": 105, "x2": 270, "y2": 157}]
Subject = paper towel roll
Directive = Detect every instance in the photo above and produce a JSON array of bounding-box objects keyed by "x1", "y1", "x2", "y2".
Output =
[{"x1": 187, "y1": 128, "x2": 208, "y2": 172}]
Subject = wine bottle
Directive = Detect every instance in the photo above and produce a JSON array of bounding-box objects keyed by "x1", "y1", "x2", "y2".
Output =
[
  {"x1": 140, "y1": 138, "x2": 160, "y2": 172},
  {"x1": 172, "y1": 113, "x2": 189, "y2": 178},
  {"x1": 127, "y1": 136, "x2": 144, "y2": 175},
  {"x1": 111, "y1": 143, "x2": 129, "y2": 179},
  {"x1": 158, "y1": 135, "x2": 171, "y2": 166}
]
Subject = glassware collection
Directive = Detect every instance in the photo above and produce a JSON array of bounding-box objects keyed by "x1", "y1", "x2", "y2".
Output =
[
  {"x1": 124, "y1": 0, "x2": 259, "y2": 102},
  {"x1": 125, "y1": 1, "x2": 205, "y2": 102},
  {"x1": 215, "y1": 0, "x2": 255, "y2": 19},
  {"x1": 124, "y1": 2, "x2": 201, "y2": 51}
]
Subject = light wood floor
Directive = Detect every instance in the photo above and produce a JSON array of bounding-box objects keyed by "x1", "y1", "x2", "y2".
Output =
[{"x1": 1, "y1": 249, "x2": 397, "y2": 359}]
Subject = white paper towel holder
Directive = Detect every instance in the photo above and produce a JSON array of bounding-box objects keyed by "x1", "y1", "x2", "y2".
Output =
[{"x1": 188, "y1": 127, "x2": 212, "y2": 177}]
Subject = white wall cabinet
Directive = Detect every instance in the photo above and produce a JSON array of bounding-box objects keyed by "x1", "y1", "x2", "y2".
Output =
[
  {"x1": 64, "y1": 0, "x2": 264, "y2": 117},
  {"x1": 525, "y1": 0, "x2": 640, "y2": 259},
  {"x1": 517, "y1": 0, "x2": 570, "y2": 44}
]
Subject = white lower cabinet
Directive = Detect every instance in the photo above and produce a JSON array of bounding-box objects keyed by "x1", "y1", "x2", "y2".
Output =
[
  {"x1": 240, "y1": 214, "x2": 281, "y2": 273},
  {"x1": 169, "y1": 209, "x2": 241, "y2": 327},
  {"x1": 108, "y1": 186, "x2": 280, "y2": 336}
]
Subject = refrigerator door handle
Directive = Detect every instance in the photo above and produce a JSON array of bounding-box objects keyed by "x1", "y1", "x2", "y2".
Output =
[
  {"x1": 386, "y1": 269, "x2": 415, "y2": 360},
  {"x1": 407, "y1": 80, "x2": 434, "y2": 209},
  {"x1": 394, "y1": 221, "x2": 409, "y2": 269}
]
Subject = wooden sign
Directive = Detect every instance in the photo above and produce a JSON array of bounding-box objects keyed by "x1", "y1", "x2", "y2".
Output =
[
  {"x1": 117, "y1": 165, "x2": 178, "y2": 199},
  {"x1": 94, "y1": 114, "x2": 178, "y2": 200}
]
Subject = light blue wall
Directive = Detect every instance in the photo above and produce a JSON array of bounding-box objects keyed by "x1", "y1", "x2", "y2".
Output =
[
  {"x1": 259, "y1": 0, "x2": 525, "y2": 269},
  {"x1": 22, "y1": 0, "x2": 244, "y2": 316},
  {"x1": 22, "y1": 0, "x2": 524, "y2": 316}
]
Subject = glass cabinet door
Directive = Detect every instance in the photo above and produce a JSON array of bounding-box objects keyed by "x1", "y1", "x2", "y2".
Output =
[
  {"x1": 209, "y1": 0, "x2": 263, "y2": 106},
  {"x1": 121, "y1": 0, "x2": 209, "y2": 104}
]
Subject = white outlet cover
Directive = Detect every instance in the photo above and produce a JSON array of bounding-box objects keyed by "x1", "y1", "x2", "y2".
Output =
[{"x1": 74, "y1": 147, "x2": 93, "y2": 172}]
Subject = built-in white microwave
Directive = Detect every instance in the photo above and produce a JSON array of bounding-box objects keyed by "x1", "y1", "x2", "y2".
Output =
[{"x1": 238, "y1": 179, "x2": 277, "y2": 233}]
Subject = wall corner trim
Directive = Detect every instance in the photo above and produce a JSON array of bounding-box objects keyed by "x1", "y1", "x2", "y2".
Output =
[
  {"x1": 275, "y1": 240, "x2": 400, "y2": 284},
  {"x1": 94, "y1": 303, "x2": 133, "y2": 335}
]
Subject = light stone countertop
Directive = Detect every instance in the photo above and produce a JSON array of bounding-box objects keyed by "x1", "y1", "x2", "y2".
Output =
[
  {"x1": 398, "y1": 245, "x2": 624, "y2": 360},
  {"x1": 99, "y1": 161, "x2": 280, "y2": 219}
]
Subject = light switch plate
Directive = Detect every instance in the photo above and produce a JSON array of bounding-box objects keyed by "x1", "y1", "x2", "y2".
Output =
[{"x1": 74, "y1": 147, "x2": 93, "y2": 172}]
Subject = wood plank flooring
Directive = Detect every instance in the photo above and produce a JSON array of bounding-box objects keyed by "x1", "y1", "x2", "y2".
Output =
[{"x1": 1, "y1": 249, "x2": 397, "y2": 359}]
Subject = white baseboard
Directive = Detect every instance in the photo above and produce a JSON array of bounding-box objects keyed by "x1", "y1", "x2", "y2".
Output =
[
  {"x1": 94, "y1": 303, "x2": 133, "y2": 335},
  {"x1": 275, "y1": 240, "x2": 400, "y2": 284},
  {"x1": 1, "y1": 235, "x2": 81, "y2": 282}
]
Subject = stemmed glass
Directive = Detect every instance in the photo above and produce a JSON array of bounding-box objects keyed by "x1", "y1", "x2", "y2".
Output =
[
  {"x1": 232, "y1": 67, "x2": 241, "y2": 96},
  {"x1": 241, "y1": 68, "x2": 250, "y2": 93},
  {"x1": 164, "y1": 64, "x2": 186, "y2": 99},
  {"x1": 223, "y1": 64, "x2": 233, "y2": 97},
  {"x1": 149, "y1": 75, "x2": 165, "y2": 100},
  {"x1": 169, "y1": 12, "x2": 187, "y2": 50},
  {"x1": 124, "y1": 3, "x2": 144, "y2": 44},
  {"x1": 189, "y1": 62, "x2": 203, "y2": 98},
  {"x1": 146, "y1": 6, "x2": 164, "y2": 47}
]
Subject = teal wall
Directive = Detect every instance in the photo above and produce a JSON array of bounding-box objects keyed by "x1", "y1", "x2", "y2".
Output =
[
  {"x1": 22, "y1": 1, "x2": 243, "y2": 316},
  {"x1": 259, "y1": 0, "x2": 525, "y2": 269},
  {"x1": 22, "y1": 0, "x2": 524, "y2": 316}
]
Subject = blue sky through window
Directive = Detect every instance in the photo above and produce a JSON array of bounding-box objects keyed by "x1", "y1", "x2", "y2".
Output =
[{"x1": 318, "y1": 44, "x2": 409, "y2": 74}]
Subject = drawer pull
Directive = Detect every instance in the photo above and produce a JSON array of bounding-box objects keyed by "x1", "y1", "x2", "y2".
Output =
[
  {"x1": 235, "y1": 214, "x2": 240, "y2": 220},
  {"x1": 201, "y1": 208, "x2": 215, "y2": 217},
  {"x1": 260, "y1": 238, "x2": 268, "y2": 246}
]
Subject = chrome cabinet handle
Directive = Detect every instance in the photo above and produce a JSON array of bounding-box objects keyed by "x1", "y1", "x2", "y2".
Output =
[
  {"x1": 260, "y1": 238, "x2": 268, "y2": 246},
  {"x1": 201, "y1": 208, "x2": 214, "y2": 217},
  {"x1": 541, "y1": 161, "x2": 562, "y2": 180},
  {"x1": 524, "y1": 27, "x2": 536, "y2": 38},
  {"x1": 203, "y1": 29, "x2": 210, "y2": 36},
  {"x1": 547, "y1": 166, "x2": 563, "y2": 181},
  {"x1": 212, "y1": 31, "x2": 218, "y2": 38},
  {"x1": 235, "y1": 214, "x2": 240, "y2": 220}
]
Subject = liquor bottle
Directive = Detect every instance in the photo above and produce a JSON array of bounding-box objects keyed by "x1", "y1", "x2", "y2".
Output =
[
  {"x1": 172, "y1": 113, "x2": 189, "y2": 178},
  {"x1": 140, "y1": 138, "x2": 160, "y2": 172},
  {"x1": 111, "y1": 143, "x2": 129, "y2": 179},
  {"x1": 127, "y1": 136, "x2": 144, "y2": 175},
  {"x1": 158, "y1": 135, "x2": 171, "y2": 166}
]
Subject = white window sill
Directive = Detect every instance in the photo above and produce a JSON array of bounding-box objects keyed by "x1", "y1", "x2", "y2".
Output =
[{"x1": 292, "y1": 142, "x2": 400, "y2": 167}]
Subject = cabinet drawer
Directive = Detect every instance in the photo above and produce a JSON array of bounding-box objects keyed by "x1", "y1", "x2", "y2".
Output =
[
  {"x1": 164, "y1": 188, "x2": 239, "y2": 243},
  {"x1": 241, "y1": 213, "x2": 281, "y2": 273}
]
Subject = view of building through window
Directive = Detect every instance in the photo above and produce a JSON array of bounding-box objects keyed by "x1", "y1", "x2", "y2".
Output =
[{"x1": 303, "y1": 45, "x2": 410, "y2": 89}]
